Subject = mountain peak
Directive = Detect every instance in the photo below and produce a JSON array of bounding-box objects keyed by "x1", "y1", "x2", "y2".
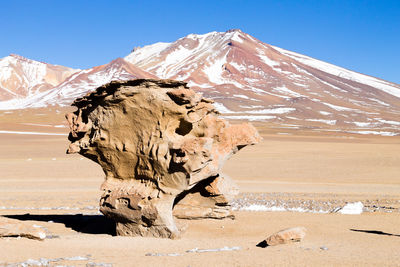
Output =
[
  {"x1": 226, "y1": 28, "x2": 243, "y2": 33},
  {"x1": 6, "y1": 53, "x2": 48, "y2": 66},
  {"x1": 9, "y1": 53, "x2": 26, "y2": 59}
]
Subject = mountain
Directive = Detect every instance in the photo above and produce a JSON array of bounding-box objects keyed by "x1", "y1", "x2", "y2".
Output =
[
  {"x1": 1, "y1": 29, "x2": 400, "y2": 135},
  {"x1": 0, "y1": 57, "x2": 156, "y2": 109},
  {"x1": 0, "y1": 54, "x2": 78, "y2": 101},
  {"x1": 124, "y1": 29, "x2": 400, "y2": 135}
]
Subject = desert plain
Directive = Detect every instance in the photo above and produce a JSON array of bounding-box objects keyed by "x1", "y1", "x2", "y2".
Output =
[{"x1": 0, "y1": 108, "x2": 399, "y2": 266}]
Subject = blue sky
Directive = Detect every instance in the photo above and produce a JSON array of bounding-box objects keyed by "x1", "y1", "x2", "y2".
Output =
[{"x1": 2, "y1": 0, "x2": 399, "y2": 83}]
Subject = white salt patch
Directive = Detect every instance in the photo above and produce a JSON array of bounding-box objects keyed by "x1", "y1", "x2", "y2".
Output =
[
  {"x1": 347, "y1": 130, "x2": 398, "y2": 136},
  {"x1": 237, "y1": 204, "x2": 329, "y2": 214},
  {"x1": 338, "y1": 202, "x2": 363, "y2": 215},
  {"x1": 64, "y1": 256, "x2": 90, "y2": 261}
]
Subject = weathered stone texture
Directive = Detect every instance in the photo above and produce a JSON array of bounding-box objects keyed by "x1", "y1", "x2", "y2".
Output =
[{"x1": 66, "y1": 79, "x2": 260, "y2": 238}]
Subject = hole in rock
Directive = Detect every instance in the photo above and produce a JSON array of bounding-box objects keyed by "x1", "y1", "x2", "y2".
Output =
[{"x1": 175, "y1": 119, "x2": 193, "y2": 136}]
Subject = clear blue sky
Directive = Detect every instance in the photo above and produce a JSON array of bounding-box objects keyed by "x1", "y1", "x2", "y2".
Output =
[{"x1": 2, "y1": 0, "x2": 399, "y2": 83}]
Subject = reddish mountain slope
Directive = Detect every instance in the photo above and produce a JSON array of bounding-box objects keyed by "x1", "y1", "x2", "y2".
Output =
[
  {"x1": 1, "y1": 30, "x2": 399, "y2": 135},
  {"x1": 0, "y1": 54, "x2": 78, "y2": 101},
  {"x1": 0, "y1": 58, "x2": 156, "y2": 109},
  {"x1": 124, "y1": 29, "x2": 400, "y2": 135}
]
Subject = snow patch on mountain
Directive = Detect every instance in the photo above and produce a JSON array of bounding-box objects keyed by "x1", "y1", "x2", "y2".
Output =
[{"x1": 273, "y1": 46, "x2": 400, "y2": 98}]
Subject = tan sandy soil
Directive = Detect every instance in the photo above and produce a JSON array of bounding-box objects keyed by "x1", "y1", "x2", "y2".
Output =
[{"x1": 0, "y1": 108, "x2": 399, "y2": 266}]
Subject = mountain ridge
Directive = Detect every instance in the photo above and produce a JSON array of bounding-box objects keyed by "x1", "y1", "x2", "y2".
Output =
[{"x1": 1, "y1": 29, "x2": 399, "y2": 135}]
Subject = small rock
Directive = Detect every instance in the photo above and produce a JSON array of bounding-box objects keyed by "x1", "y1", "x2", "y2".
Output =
[
  {"x1": 259, "y1": 227, "x2": 307, "y2": 247},
  {"x1": 320, "y1": 246, "x2": 328, "y2": 250},
  {"x1": 0, "y1": 216, "x2": 46, "y2": 240}
]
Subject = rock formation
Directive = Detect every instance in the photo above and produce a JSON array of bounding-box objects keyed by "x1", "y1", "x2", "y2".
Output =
[
  {"x1": 258, "y1": 227, "x2": 307, "y2": 247},
  {"x1": 66, "y1": 79, "x2": 260, "y2": 238},
  {"x1": 0, "y1": 216, "x2": 47, "y2": 240}
]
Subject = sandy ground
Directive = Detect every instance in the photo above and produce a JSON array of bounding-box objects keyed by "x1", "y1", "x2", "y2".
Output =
[{"x1": 0, "y1": 108, "x2": 399, "y2": 266}]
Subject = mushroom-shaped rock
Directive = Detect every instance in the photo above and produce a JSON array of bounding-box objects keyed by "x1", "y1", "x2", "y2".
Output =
[{"x1": 66, "y1": 79, "x2": 260, "y2": 238}]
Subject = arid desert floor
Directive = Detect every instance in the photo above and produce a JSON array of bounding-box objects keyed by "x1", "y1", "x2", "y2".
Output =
[{"x1": 0, "y1": 108, "x2": 399, "y2": 266}]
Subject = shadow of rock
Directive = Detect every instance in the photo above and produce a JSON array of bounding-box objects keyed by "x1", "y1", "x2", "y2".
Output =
[
  {"x1": 256, "y1": 240, "x2": 269, "y2": 248},
  {"x1": 3, "y1": 214, "x2": 116, "y2": 235},
  {"x1": 350, "y1": 229, "x2": 400, "y2": 237}
]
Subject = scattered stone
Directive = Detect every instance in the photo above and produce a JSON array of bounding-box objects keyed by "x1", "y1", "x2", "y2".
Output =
[
  {"x1": 0, "y1": 216, "x2": 46, "y2": 240},
  {"x1": 145, "y1": 252, "x2": 181, "y2": 257},
  {"x1": 66, "y1": 79, "x2": 260, "y2": 238},
  {"x1": 259, "y1": 227, "x2": 307, "y2": 247},
  {"x1": 87, "y1": 262, "x2": 113, "y2": 267},
  {"x1": 145, "y1": 246, "x2": 241, "y2": 257},
  {"x1": 186, "y1": 246, "x2": 241, "y2": 253},
  {"x1": 2, "y1": 255, "x2": 95, "y2": 267}
]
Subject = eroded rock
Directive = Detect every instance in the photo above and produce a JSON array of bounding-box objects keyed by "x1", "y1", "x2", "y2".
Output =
[{"x1": 66, "y1": 79, "x2": 260, "y2": 238}]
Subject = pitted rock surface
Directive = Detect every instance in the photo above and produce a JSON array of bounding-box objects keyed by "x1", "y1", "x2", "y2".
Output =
[{"x1": 66, "y1": 79, "x2": 260, "y2": 238}]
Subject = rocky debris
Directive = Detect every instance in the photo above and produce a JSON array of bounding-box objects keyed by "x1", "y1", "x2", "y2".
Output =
[
  {"x1": 66, "y1": 79, "x2": 260, "y2": 238},
  {"x1": 0, "y1": 255, "x2": 112, "y2": 267},
  {"x1": 258, "y1": 227, "x2": 307, "y2": 247},
  {"x1": 145, "y1": 252, "x2": 181, "y2": 257},
  {"x1": 145, "y1": 246, "x2": 241, "y2": 256},
  {"x1": 0, "y1": 216, "x2": 46, "y2": 240},
  {"x1": 186, "y1": 246, "x2": 241, "y2": 253},
  {"x1": 232, "y1": 192, "x2": 400, "y2": 214}
]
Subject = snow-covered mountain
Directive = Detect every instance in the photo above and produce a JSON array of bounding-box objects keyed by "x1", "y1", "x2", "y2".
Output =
[
  {"x1": 124, "y1": 29, "x2": 400, "y2": 134},
  {"x1": 1, "y1": 29, "x2": 400, "y2": 135},
  {"x1": 0, "y1": 54, "x2": 78, "y2": 101},
  {"x1": 0, "y1": 57, "x2": 156, "y2": 109}
]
